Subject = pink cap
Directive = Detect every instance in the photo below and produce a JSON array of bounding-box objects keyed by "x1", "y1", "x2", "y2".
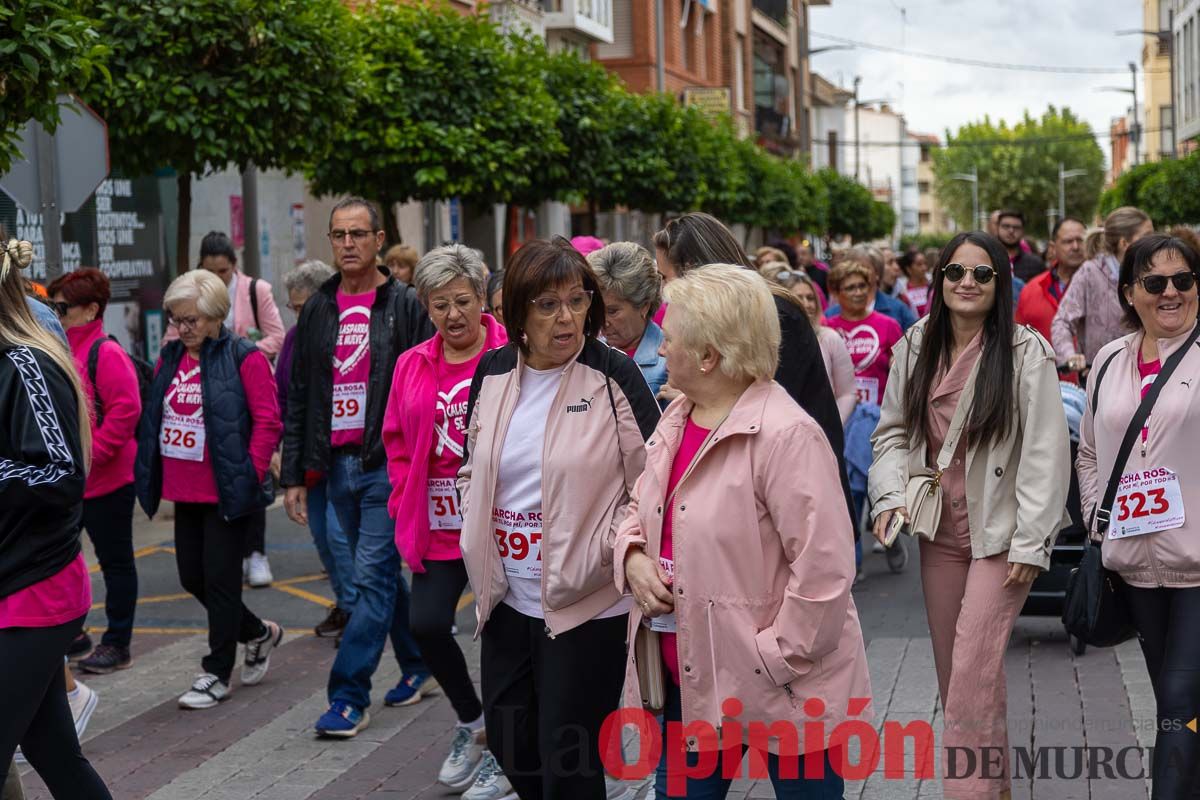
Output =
[{"x1": 571, "y1": 236, "x2": 605, "y2": 256}]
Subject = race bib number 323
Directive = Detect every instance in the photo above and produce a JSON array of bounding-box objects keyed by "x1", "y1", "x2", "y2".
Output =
[{"x1": 1109, "y1": 467, "x2": 1186, "y2": 539}]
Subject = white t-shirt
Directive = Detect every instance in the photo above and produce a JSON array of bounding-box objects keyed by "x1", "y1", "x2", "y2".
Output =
[{"x1": 224, "y1": 271, "x2": 238, "y2": 330}]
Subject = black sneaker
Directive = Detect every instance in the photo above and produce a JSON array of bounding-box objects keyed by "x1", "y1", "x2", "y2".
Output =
[
  {"x1": 79, "y1": 644, "x2": 132, "y2": 674},
  {"x1": 315, "y1": 607, "x2": 349, "y2": 638},
  {"x1": 67, "y1": 632, "x2": 94, "y2": 661}
]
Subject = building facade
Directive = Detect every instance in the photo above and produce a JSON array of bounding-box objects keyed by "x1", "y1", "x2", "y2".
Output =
[
  {"x1": 1144, "y1": 0, "x2": 1174, "y2": 160},
  {"x1": 911, "y1": 133, "x2": 954, "y2": 236}
]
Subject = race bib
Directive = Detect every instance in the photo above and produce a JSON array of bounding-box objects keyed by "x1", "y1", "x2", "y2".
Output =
[
  {"x1": 427, "y1": 478, "x2": 462, "y2": 530},
  {"x1": 161, "y1": 410, "x2": 206, "y2": 462},
  {"x1": 854, "y1": 376, "x2": 880, "y2": 405},
  {"x1": 332, "y1": 382, "x2": 366, "y2": 432},
  {"x1": 1109, "y1": 467, "x2": 1186, "y2": 539},
  {"x1": 646, "y1": 556, "x2": 677, "y2": 633},
  {"x1": 493, "y1": 510, "x2": 543, "y2": 579}
]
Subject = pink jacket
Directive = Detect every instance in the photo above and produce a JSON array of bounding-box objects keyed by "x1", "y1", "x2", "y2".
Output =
[
  {"x1": 614, "y1": 380, "x2": 872, "y2": 752},
  {"x1": 1079, "y1": 328, "x2": 1200, "y2": 587},
  {"x1": 66, "y1": 320, "x2": 141, "y2": 499},
  {"x1": 1051, "y1": 254, "x2": 1130, "y2": 366},
  {"x1": 163, "y1": 270, "x2": 286, "y2": 361},
  {"x1": 383, "y1": 315, "x2": 508, "y2": 572}
]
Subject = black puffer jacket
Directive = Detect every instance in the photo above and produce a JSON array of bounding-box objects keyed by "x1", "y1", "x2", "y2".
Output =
[
  {"x1": 280, "y1": 268, "x2": 432, "y2": 486},
  {"x1": 0, "y1": 345, "x2": 86, "y2": 599}
]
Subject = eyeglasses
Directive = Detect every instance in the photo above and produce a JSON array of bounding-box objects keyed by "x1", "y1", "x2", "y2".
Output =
[
  {"x1": 530, "y1": 290, "x2": 593, "y2": 318},
  {"x1": 328, "y1": 229, "x2": 376, "y2": 244},
  {"x1": 168, "y1": 314, "x2": 203, "y2": 331},
  {"x1": 840, "y1": 282, "x2": 870, "y2": 295},
  {"x1": 430, "y1": 296, "x2": 479, "y2": 317},
  {"x1": 1137, "y1": 271, "x2": 1197, "y2": 294},
  {"x1": 51, "y1": 301, "x2": 72, "y2": 317},
  {"x1": 943, "y1": 263, "x2": 996, "y2": 284},
  {"x1": 998, "y1": 222, "x2": 1023, "y2": 232}
]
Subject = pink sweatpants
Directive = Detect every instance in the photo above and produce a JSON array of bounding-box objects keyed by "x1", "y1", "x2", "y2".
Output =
[{"x1": 920, "y1": 534, "x2": 1031, "y2": 799}]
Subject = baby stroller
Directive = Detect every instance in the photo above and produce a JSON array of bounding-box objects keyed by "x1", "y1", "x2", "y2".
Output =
[{"x1": 1019, "y1": 381, "x2": 1089, "y2": 654}]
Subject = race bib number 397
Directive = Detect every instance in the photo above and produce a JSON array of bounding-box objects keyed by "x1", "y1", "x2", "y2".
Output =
[
  {"x1": 1109, "y1": 467, "x2": 1186, "y2": 539},
  {"x1": 492, "y1": 509, "x2": 543, "y2": 579}
]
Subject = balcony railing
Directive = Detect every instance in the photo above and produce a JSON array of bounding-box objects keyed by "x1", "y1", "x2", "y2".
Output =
[{"x1": 542, "y1": 0, "x2": 614, "y2": 43}]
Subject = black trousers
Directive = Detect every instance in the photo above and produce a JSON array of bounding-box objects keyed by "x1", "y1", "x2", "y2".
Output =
[
  {"x1": 0, "y1": 616, "x2": 112, "y2": 800},
  {"x1": 175, "y1": 503, "x2": 267, "y2": 682},
  {"x1": 242, "y1": 507, "x2": 266, "y2": 559},
  {"x1": 81, "y1": 483, "x2": 137, "y2": 648},
  {"x1": 1124, "y1": 584, "x2": 1200, "y2": 799},
  {"x1": 410, "y1": 559, "x2": 482, "y2": 724},
  {"x1": 481, "y1": 602, "x2": 628, "y2": 800}
]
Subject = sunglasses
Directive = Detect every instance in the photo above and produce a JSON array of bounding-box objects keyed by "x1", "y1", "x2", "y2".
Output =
[
  {"x1": 51, "y1": 301, "x2": 71, "y2": 317},
  {"x1": 1136, "y1": 271, "x2": 1196, "y2": 294},
  {"x1": 943, "y1": 263, "x2": 995, "y2": 284}
]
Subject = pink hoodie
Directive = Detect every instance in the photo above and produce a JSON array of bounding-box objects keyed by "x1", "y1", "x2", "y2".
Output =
[
  {"x1": 383, "y1": 315, "x2": 508, "y2": 572},
  {"x1": 66, "y1": 320, "x2": 141, "y2": 499}
]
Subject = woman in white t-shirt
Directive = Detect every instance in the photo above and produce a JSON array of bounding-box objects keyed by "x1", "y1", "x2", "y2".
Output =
[{"x1": 457, "y1": 238, "x2": 660, "y2": 800}]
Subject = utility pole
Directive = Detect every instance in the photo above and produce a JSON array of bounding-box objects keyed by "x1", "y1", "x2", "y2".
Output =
[
  {"x1": 853, "y1": 76, "x2": 862, "y2": 180},
  {"x1": 949, "y1": 166, "x2": 979, "y2": 231},
  {"x1": 1130, "y1": 62, "x2": 1140, "y2": 166},
  {"x1": 1058, "y1": 162, "x2": 1087, "y2": 221},
  {"x1": 654, "y1": 0, "x2": 666, "y2": 92}
]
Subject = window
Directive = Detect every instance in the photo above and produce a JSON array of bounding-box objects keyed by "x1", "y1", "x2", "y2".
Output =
[
  {"x1": 918, "y1": 180, "x2": 931, "y2": 194},
  {"x1": 1161, "y1": 105, "x2": 1175, "y2": 156},
  {"x1": 902, "y1": 167, "x2": 917, "y2": 187},
  {"x1": 919, "y1": 211, "x2": 932, "y2": 225},
  {"x1": 753, "y1": 31, "x2": 790, "y2": 138},
  {"x1": 734, "y1": 38, "x2": 746, "y2": 111},
  {"x1": 1160, "y1": 0, "x2": 1172, "y2": 32}
]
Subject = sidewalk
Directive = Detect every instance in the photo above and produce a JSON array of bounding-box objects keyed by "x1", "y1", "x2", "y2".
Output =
[{"x1": 20, "y1": 515, "x2": 1158, "y2": 799}]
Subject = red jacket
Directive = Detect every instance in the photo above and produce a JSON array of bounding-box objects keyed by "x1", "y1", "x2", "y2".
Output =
[{"x1": 1015, "y1": 269, "x2": 1063, "y2": 343}]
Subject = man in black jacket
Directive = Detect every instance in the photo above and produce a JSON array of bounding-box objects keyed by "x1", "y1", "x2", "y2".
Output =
[
  {"x1": 281, "y1": 197, "x2": 435, "y2": 738},
  {"x1": 997, "y1": 210, "x2": 1046, "y2": 283}
]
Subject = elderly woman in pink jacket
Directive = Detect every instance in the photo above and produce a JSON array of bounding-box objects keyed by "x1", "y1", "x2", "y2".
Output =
[{"x1": 615, "y1": 264, "x2": 871, "y2": 798}]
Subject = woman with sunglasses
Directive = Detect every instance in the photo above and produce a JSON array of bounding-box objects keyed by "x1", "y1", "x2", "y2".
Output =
[
  {"x1": 869, "y1": 231, "x2": 1070, "y2": 800},
  {"x1": 1078, "y1": 234, "x2": 1200, "y2": 799}
]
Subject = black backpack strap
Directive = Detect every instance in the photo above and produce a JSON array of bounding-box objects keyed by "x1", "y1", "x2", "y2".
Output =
[
  {"x1": 249, "y1": 277, "x2": 260, "y2": 329},
  {"x1": 1090, "y1": 349, "x2": 1122, "y2": 411},
  {"x1": 604, "y1": 345, "x2": 618, "y2": 427},
  {"x1": 88, "y1": 338, "x2": 105, "y2": 424},
  {"x1": 1096, "y1": 323, "x2": 1200, "y2": 533}
]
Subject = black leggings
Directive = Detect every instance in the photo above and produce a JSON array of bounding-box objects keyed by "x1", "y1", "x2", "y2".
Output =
[
  {"x1": 1124, "y1": 584, "x2": 1200, "y2": 799},
  {"x1": 81, "y1": 483, "x2": 137, "y2": 648},
  {"x1": 242, "y1": 507, "x2": 266, "y2": 559},
  {"x1": 410, "y1": 559, "x2": 482, "y2": 723},
  {"x1": 0, "y1": 617, "x2": 112, "y2": 800}
]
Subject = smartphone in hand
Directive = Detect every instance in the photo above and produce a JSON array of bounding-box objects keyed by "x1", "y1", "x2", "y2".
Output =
[{"x1": 883, "y1": 511, "x2": 906, "y2": 547}]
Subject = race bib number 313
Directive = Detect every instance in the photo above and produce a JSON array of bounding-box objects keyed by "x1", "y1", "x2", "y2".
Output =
[
  {"x1": 1109, "y1": 467, "x2": 1186, "y2": 539},
  {"x1": 492, "y1": 509, "x2": 543, "y2": 579}
]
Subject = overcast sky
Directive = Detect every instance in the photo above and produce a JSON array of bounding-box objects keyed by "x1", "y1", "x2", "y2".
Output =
[{"x1": 809, "y1": 0, "x2": 1148, "y2": 154}]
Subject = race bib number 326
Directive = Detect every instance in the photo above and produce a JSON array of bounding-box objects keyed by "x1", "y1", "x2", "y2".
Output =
[
  {"x1": 161, "y1": 410, "x2": 205, "y2": 462},
  {"x1": 492, "y1": 509, "x2": 543, "y2": 579},
  {"x1": 1109, "y1": 467, "x2": 1186, "y2": 539}
]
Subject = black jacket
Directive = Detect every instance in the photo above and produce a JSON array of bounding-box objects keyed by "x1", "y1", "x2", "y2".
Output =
[
  {"x1": 0, "y1": 345, "x2": 86, "y2": 599},
  {"x1": 1012, "y1": 250, "x2": 1046, "y2": 283},
  {"x1": 773, "y1": 295, "x2": 857, "y2": 531},
  {"x1": 135, "y1": 331, "x2": 274, "y2": 521},
  {"x1": 281, "y1": 268, "x2": 433, "y2": 485}
]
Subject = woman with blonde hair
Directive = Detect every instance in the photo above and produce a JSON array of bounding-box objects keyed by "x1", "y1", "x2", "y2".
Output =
[
  {"x1": 617, "y1": 264, "x2": 870, "y2": 797},
  {"x1": 0, "y1": 235, "x2": 112, "y2": 799},
  {"x1": 791, "y1": 271, "x2": 856, "y2": 423}
]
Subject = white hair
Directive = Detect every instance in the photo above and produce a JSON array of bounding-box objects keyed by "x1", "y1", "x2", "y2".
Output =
[
  {"x1": 663, "y1": 264, "x2": 780, "y2": 382},
  {"x1": 413, "y1": 244, "x2": 487, "y2": 303},
  {"x1": 284, "y1": 260, "x2": 334, "y2": 296},
  {"x1": 164, "y1": 269, "x2": 230, "y2": 320},
  {"x1": 587, "y1": 242, "x2": 663, "y2": 317}
]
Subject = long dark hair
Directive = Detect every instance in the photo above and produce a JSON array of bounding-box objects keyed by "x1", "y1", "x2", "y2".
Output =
[{"x1": 902, "y1": 231, "x2": 1015, "y2": 448}]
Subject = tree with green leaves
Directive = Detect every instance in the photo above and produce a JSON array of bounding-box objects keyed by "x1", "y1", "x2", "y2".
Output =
[
  {"x1": 308, "y1": 1, "x2": 563, "y2": 245},
  {"x1": 932, "y1": 107, "x2": 1104, "y2": 237},
  {"x1": 0, "y1": 0, "x2": 107, "y2": 174},
  {"x1": 819, "y1": 168, "x2": 878, "y2": 241},
  {"x1": 1100, "y1": 154, "x2": 1200, "y2": 226},
  {"x1": 82, "y1": 0, "x2": 357, "y2": 271}
]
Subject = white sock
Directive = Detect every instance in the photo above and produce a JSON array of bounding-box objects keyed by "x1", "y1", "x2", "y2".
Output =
[
  {"x1": 68, "y1": 685, "x2": 81, "y2": 699},
  {"x1": 459, "y1": 714, "x2": 485, "y2": 733}
]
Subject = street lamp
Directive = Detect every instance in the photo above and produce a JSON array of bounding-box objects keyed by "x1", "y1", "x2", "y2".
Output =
[
  {"x1": 1058, "y1": 163, "x2": 1087, "y2": 220},
  {"x1": 949, "y1": 166, "x2": 980, "y2": 231},
  {"x1": 1097, "y1": 63, "x2": 1141, "y2": 166},
  {"x1": 1117, "y1": 11, "x2": 1175, "y2": 158}
]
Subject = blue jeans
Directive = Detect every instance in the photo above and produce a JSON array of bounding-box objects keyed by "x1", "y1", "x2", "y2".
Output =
[
  {"x1": 308, "y1": 479, "x2": 357, "y2": 610},
  {"x1": 326, "y1": 457, "x2": 426, "y2": 710},
  {"x1": 655, "y1": 683, "x2": 844, "y2": 799}
]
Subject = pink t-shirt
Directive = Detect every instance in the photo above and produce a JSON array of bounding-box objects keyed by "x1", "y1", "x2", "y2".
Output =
[
  {"x1": 331, "y1": 288, "x2": 374, "y2": 449},
  {"x1": 659, "y1": 417, "x2": 710, "y2": 686},
  {"x1": 826, "y1": 311, "x2": 904, "y2": 406},
  {"x1": 425, "y1": 352, "x2": 484, "y2": 560},
  {"x1": 1138, "y1": 353, "x2": 1161, "y2": 445},
  {"x1": 0, "y1": 554, "x2": 91, "y2": 628},
  {"x1": 906, "y1": 284, "x2": 931, "y2": 317},
  {"x1": 161, "y1": 353, "x2": 218, "y2": 504}
]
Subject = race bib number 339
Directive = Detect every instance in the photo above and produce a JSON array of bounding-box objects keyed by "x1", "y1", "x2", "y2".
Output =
[
  {"x1": 332, "y1": 382, "x2": 366, "y2": 432},
  {"x1": 1109, "y1": 467, "x2": 1186, "y2": 539}
]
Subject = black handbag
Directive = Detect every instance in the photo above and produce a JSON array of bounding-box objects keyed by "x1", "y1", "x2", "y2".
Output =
[{"x1": 1062, "y1": 322, "x2": 1200, "y2": 646}]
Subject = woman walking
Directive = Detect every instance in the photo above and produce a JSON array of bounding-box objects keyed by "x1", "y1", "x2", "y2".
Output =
[
  {"x1": 869, "y1": 231, "x2": 1070, "y2": 799},
  {"x1": 0, "y1": 236, "x2": 112, "y2": 799},
  {"x1": 135, "y1": 270, "x2": 284, "y2": 709},
  {"x1": 587, "y1": 242, "x2": 669, "y2": 399}
]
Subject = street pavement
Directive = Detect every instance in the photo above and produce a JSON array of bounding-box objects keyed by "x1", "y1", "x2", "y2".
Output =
[{"x1": 16, "y1": 506, "x2": 1158, "y2": 799}]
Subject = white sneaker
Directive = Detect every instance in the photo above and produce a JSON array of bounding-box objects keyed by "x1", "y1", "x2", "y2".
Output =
[
  {"x1": 438, "y1": 725, "x2": 487, "y2": 789},
  {"x1": 247, "y1": 551, "x2": 273, "y2": 587},
  {"x1": 242, "y1": 620, "x2": 283, "y2": 686},
  {"x1": 69, "y1": 680, "x2": 99, "y2": 739},
  {"x1": 462, "y1": 751, "x2": 517, "y2": 800},
  {"x1": 179, "y1": 673, "x2": 229, "y2": 709}
]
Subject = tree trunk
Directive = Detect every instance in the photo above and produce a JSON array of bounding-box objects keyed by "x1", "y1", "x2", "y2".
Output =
[
  {"x1": 176, "y1": 172, "x2": 192, "y2": 277},
  {"x1": 380, "y1": 197, "x2": 401, "y2": 248},
  {"x1": 588, "y1": 198, "x2": 598, "y2": 236}
]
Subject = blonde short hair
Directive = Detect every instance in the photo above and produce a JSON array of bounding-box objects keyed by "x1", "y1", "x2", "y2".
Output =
[
  {"x1": 164, "y1": 269, "x2": 230, "y2": 321},
  {"x1": 663, "y1": 264, "x2": 779, "y2": 382},
  {"x1": 828, "y1": 260, "x2": 875, "y2": 293}
]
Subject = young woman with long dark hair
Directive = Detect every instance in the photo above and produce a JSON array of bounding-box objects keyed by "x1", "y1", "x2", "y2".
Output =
[{"x1": 868, "y1": 231, "x2": 1071, "y2": 799}]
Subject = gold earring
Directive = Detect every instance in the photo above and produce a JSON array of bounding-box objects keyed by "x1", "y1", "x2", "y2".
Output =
[{"x1": 700, "y1": 367, "x2": 707, "y2": 373}]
